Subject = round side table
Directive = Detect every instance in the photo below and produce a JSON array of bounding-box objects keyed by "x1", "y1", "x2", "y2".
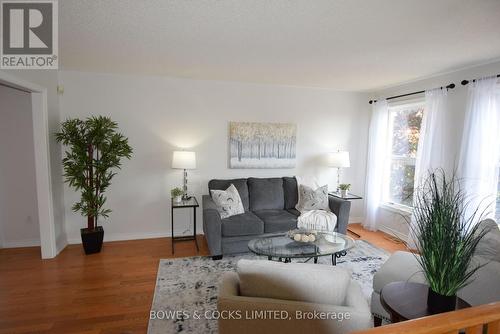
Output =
[{"x1": 380, "y1": 282, "x2": 470, "y2": 323}]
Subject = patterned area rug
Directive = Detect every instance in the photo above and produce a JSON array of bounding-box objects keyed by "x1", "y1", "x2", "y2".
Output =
[{"x1": 148, "y1": 240, "x2": 389, "y2": 334}]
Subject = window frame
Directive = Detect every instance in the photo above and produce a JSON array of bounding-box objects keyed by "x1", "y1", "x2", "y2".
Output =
[{"x1": 382, "y1": 99, "x2": 425, "y2": 213}]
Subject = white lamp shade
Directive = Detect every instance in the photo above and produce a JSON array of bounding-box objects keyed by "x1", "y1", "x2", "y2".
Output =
[
  {"x1": 327, "y1": 151, "x2": 350, "y2": 168},
  {"x1": 172, "y1": 151, "x2": 196, "y2": 169}
]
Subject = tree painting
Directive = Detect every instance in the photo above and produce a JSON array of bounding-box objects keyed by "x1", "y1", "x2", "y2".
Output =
[{"x1": 229, "y1": 122, "x2": 297, "y2": 168}]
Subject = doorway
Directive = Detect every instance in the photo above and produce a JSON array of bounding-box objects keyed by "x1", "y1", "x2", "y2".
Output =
[
  {"x1": 0, "y1": 72, "x2": 56, "y2": 258},
  {"x1": 0, "y1": 85, "x2": 40, "y2": 248}
]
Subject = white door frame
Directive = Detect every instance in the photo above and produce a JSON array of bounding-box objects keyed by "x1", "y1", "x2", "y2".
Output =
[{"x1": 0, "y1": 71, "x2": 57, "y2": 258}]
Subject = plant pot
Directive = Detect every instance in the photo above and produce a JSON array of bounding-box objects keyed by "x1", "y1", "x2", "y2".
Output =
[
  {"x1": 340, "y1": 189, "x2": 348, "y2": 197},
  {"x1": 80, "y1": 226, "x2": 104, "y2": 255},
  {"x1": 427, "y1": 288, "x2": 456, "y2": 314},
  {"x1": 173, "y1": 195, "x2": 182, "y2": 203}
]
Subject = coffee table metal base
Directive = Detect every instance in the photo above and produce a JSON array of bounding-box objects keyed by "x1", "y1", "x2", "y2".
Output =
[{"x1": 267, "y1": 250, "x2": 348, "y2": 266}]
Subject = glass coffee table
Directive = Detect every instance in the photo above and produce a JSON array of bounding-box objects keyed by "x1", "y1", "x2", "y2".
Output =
[{"x1": 248, "y1": 232, "x2": 355, "y2": 265}]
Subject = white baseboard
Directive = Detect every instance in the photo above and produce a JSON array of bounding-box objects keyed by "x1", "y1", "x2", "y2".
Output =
[
  {"x1": 1, "y1": 239, "x2": 41, "y2": 248},
  {"x1": 348, "y1": 216, "x2": 364, "y2": 224},
  {"x1": 378, "y1": 224, "x2": 408, "y2": 242},
  {"x1": 67, "y1": 231, "x2": 172, "y2": 244}
]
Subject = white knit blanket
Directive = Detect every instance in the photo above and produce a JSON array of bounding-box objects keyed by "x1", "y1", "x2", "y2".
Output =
[{"x1": 297, "y1": 209, "x2": 337, "y2": 232}]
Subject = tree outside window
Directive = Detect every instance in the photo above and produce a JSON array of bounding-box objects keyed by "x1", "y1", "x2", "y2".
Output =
[{"x1": 384, "y1": 102, "x2": 424, "y2": 207}]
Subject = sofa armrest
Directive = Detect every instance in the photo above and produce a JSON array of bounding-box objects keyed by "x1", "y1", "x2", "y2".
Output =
[
  {"x1": 372, "y1": 251, "x2": 425, "y2": 293},
  {"x1": 217, "y1": 272, "x2": 372, "y2": 334},
  {"x1": 218, "y1": 274, "x2": 372, "y2": 334},
  {"x1": 345, "y1": 280, "x2": 370, "y2": 314},
  {"x1": 202, "y1": 195, "x2": 222, "y2": 256},
  {"x1": 329, "y1": 195, "x2": 351, "y2": 234}
]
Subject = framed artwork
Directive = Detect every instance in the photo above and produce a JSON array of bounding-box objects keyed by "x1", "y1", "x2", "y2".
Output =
[{"x1": 229, "y1": 122, "x2": 297, "y2": 169}]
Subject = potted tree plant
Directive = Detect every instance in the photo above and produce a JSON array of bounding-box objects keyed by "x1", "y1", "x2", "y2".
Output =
[
  {"x1": 410, "y1": 170, "x2": 488, "y2": 313},
  {"x1": 56, "y1": 116, "x2": 132, "y2": 254}
]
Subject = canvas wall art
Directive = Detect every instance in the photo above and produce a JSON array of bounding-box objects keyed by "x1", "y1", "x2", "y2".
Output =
[{"x1": 229, "y1": 122, "x2": 297, "y2": 169}]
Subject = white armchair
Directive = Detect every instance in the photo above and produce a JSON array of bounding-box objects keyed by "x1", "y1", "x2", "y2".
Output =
[
  {"x1": 371, "y1": 219, "x2": 500, "y2": 325},
  {"x1": 218, "y1": 259, "x2": 372, "y2": 334}
]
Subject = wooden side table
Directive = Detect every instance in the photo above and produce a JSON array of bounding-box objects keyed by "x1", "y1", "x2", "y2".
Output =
[
  {"x1": 171, "y1": 196, "x2": 199, "y2": 254},
  {"x1": 380, "y1": 281, "x2": 470, "y2": 324},
  {"x1": 329, "y1": 192, "x2": 363, "y2": 237}
]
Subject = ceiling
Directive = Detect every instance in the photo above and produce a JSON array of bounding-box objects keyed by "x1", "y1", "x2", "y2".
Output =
[{"x1": 59, "y1": 0, "x2": 500, "y2": 91}]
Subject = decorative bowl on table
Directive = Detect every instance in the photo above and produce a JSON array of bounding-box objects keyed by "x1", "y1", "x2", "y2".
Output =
[{"x1": 287, "y1": 229, "x2": 318, "y2": 243}]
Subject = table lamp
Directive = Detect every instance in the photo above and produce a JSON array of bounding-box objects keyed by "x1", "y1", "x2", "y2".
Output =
[
  {"x1": 327, "y1": 151, "x2": 350, "y2": 192},
  {"x1": 172, "y1": 151, "x2": 196, "y2": 200}
]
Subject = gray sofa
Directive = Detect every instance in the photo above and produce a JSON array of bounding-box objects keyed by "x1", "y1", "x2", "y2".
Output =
[{"x1": 203, "y1": 177, "x2": 351, "y2": 259}]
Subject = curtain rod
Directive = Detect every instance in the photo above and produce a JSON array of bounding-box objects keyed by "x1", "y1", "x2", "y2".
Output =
[
  {"x1": 461, "y1": 74, "x2": 500, "y2": 86},
  {"x1": 368, "y1": 83, "x2": 455, "y2": 105}
]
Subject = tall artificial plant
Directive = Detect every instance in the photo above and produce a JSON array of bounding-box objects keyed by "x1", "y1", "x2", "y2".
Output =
[
  {"x1": 56, "y1": 116, "x2": 132, "y2": 230},
  {"x1": 410, "y1": 170, "x2": 488, "y2": 297}
]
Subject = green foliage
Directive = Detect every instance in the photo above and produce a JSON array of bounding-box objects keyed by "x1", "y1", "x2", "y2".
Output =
[
  {"x1": 410, "y1": 170, "x2": 488, "y2": 296},
  {"x1": 171, "y1": 187, "x2": 183, "y2": 197},
  {"x1": 55, "y1": 116, "x2": 132, "y2": 228},
  {"x1": 339, "y1": 184, "x2": 351, "y2": 191}
]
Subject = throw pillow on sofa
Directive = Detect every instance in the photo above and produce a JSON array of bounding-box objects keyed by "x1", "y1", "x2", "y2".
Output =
[
  {"x1": 296, "y1": 184, "x2": 330, "y2": 212},
  {"x1": 210, "y1": 184, "x2": 245, "y2": 219}
]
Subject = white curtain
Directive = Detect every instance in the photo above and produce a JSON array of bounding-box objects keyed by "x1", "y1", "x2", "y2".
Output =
[
  {"x1": 408, "y1": 88, "x2": 449, "y2": 248},
  {"x1": 458, "y1": 76, "x2": 500, "y2": 222},
  {"x1": 414, "y1": 88, "x2": 449, "y2": 180},
  {"x1": 364, "y1": 100, "x2": 389, "y2": 231}
]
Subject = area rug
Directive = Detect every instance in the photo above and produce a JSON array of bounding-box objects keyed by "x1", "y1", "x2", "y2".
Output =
[{"x1": 148, "y1": 240, "x2": 389, "y2": 334}]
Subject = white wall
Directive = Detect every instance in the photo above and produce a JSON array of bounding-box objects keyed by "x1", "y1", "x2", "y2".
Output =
[
  {"x1": 369, "y1": 60, "x2": 500, "y2": 239},
  {"x1": 3, "y1": 70, "x2": 67, "y2": 253},
  {"x1": 0, "y1": 85, "x2": 40, "y2": 247},
  {"x1": 59, "y1": 71, "x2": 370, "y2": 243}
]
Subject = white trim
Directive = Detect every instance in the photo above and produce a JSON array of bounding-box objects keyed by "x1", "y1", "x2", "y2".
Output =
[
  {"x1": 378, "y1": 224, "x2": 409, "y2": 243},
  {"x1": 348, "y1": 216, "x2": 364, "y2": 224},
  {"x1": 1, "y1": 239, "x2": 41, "y2": 248},
  {"x1": 365, "y1": 56, "x2": 500, "y2": 93},
  {"x1": 0, "y1": 71, "x2": 57, "y2": 259},
  {"x1": 67, "y1": 231, "x2": 172, "y2": 244},
  {"x1": 380, "y1": 202, "x2": 412, "y2": 216}
]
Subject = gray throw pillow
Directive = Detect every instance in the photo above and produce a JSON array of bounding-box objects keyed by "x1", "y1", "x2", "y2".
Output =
[
  {"x1": 295, "y1": 184, "x2": 330, "y2": 213},
  {"x1": 210, "y1": 184, "x2": 245, "y2": 219}
]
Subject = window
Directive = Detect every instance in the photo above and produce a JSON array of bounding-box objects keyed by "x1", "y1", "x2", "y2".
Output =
[{"x1": 383, "y1": 101, "x2": 425, "y2": 208}]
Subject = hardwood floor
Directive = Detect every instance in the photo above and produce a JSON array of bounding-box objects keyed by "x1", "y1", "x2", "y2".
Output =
[
  {"x1": 0, "y1": 225, "x2": 406, "y2": 334},
  {"x1": 347, "y1": 223, "x2": 408, "y2": 253}
]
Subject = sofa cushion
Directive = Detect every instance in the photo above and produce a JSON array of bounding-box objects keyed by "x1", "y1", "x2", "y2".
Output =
[
  {"x1": 221, "y1": 212, "x2": 264, "y2": 237},
  {"x1": 237, "y1": 259, "x2": 351, "y2": 305},
  {"x1": 254, "y1": 210, "x2": 297, "y2": 233},
  {"x1": 210, "y1": 184, "x2": 245, "y2": 219},
  {"x1": 248, "y1": 177, "x2": 284, "y2": 211},
  {"x1": 283, "y1": 177, "x2": 299, "y2": 209},
  {"x1": 209, "y1": 178, "x2": 249, "y2": 211},
  {"x1": 286, "y1": 208, "x2": 301, "y2": 217}
]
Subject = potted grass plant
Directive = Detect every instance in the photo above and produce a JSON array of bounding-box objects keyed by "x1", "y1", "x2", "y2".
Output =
[
  {"x1": 410, "y1": 170, "x2": 488, "y2": 313},
  {"x1": 56, "y1": 116, "x2": 132, "y2": 254},
  {"x1": 339, "y1": 183, "x2": 351, "y2": 197},
  {"x1": 171, "y1": 187, "x2": 183, "y2": 203}
]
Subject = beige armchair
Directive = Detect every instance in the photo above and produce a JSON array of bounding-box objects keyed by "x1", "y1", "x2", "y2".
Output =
[{"x1": 218, "y1": 260, "x2": 372, "y2": 334}]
